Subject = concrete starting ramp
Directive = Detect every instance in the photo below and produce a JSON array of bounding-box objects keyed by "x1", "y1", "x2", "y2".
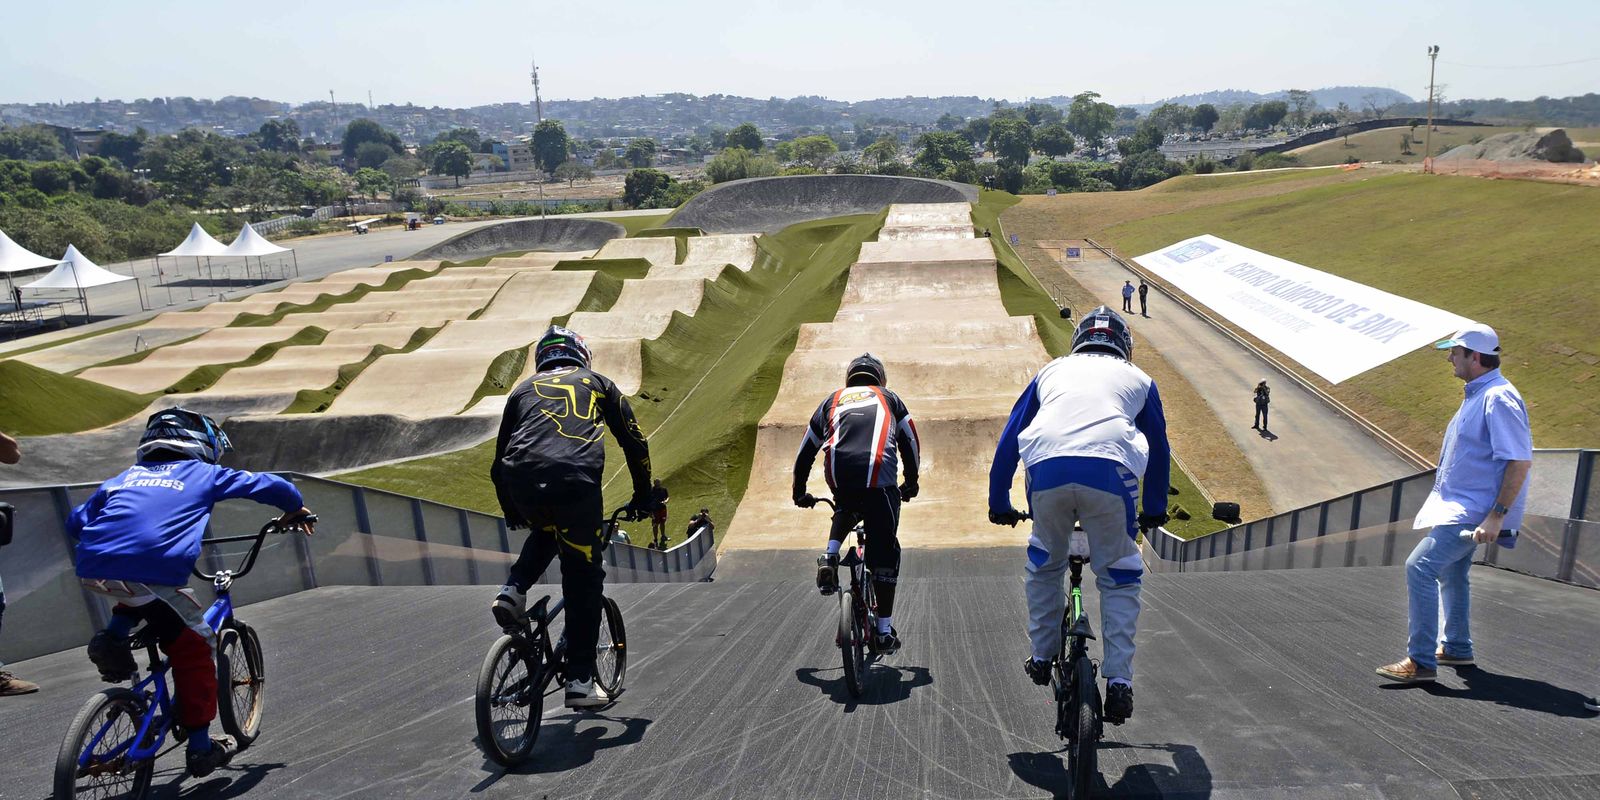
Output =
[{"x1": 729, "y1": 203, "x2": 1048, "y2": 549}]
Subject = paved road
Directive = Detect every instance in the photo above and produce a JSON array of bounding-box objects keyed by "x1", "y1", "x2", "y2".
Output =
[
  {"x1": 1064, "y1": 252, "x2": 1417, "y2": 510},
  {"x1": 3, "y1": 551, "x2": 1594, "y2": 798}
]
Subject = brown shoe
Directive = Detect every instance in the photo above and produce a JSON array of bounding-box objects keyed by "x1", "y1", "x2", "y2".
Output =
[
  {"x1": 0, "y1": 670, "x2": 40, "y2": 696},
  {"x1": 1436, "y1": 649, "x2": 1475, "y2": 667},
  {"x1": 1376, "y1": 657, "x2": 1436, "y2": 683}
]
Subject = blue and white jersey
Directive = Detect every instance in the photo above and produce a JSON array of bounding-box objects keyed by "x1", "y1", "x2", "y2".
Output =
[
  {"x1": 70, "y1": 460, "x2": 303, "y2": 587},
  {"x1": 989, "y1": 353, "x2": 1170, "y2": 512}
]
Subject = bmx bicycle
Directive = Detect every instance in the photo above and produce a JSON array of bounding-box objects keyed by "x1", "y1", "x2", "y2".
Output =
[
  {"x1": 52, "y1": 515, "x2": 315, "y2": 800},
  {"x1": 1051, "y1": 523, "x2": 1103, "y2": 800},
  {"x1": 805, "y1": 496, "x2": 888, "y2": 699},
  {"x1": 474, "y1": 507, "x2": 632, "y2": 767}
]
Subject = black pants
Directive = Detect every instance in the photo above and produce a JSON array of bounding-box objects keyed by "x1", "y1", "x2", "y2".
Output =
[
  {"x1": 1139, "y1": 294, "x2": 1148, "y2": 315},
  {"x1": 1254, "y1": 402, "x2": 1269, "y2": 430},
  {"x1": 506, "y1": 483, "x2": 606, "y2": 682},
  {"x1": 1122, "y1": 296, "x2": 1133, "y2": 313},
  {"x1": 828, "y1": 487, "x2": 902, "y2": 618}
]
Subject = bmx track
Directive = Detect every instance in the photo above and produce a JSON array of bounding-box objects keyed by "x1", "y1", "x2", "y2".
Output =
[{"x1": 671, "y1": 175, "x2": 977, "y2": 234}]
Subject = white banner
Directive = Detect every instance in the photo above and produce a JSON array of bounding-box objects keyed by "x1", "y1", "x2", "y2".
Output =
[{"x1": 1133, "y1": 235, "x2": 1472, "y2": 384}]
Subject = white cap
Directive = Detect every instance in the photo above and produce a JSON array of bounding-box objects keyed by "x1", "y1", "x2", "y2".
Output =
[{"x1": 1434, "y1": 322, "x2": 1499, "y2": 355}]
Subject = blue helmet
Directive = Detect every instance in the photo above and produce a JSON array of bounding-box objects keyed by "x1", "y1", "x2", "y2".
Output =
[
  {"x1": 535, "y1": 325, "x2": 592, "y2": 371},
  {"x1": 137, "y1": 407, "x2": 232, "y2": 464},
  {"x1": 1071, "y1": 306, "x2": 1134, "y2": 361}
]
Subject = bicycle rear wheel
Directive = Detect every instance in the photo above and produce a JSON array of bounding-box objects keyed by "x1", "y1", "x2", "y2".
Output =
[
  {"x1": 53, "y1": 688, "x2": 155, "y2": 800},
  {"x1": 1067, "y1": 656, "x2": 1101, "y2": 799},
  {"x1": 216, "y1": 625, "x2": 266, "y2": 747},
  {"x1": 593, "y1": 597, "x2": 627, "y2": 696},
  {"x1": 838, "y1": 588, "x2": 866, "y2": 698},
  {"x1": 474, "y1": 634, "x2": 544, "y2": 767}
]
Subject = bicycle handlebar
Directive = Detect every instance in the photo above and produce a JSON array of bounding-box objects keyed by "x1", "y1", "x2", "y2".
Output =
[{"x1": 193, "y1": 514, "x2": 318, "y2": 582}]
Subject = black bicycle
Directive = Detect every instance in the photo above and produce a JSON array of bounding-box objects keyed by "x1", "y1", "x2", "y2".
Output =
[
  {"x1": 807, "y1": 497, "x2": 883, "y2": 698},
  {"x1": 1052, "y1": 524, "x2": 1103, "y2": 799},
  {"x1": 473, "y1": 508, "x2": 631, "y2": 768}
]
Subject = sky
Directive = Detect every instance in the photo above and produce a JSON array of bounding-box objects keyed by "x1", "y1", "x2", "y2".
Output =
[{"x1": 3, "y1": 0, "x2": 1596, "y2": 108}]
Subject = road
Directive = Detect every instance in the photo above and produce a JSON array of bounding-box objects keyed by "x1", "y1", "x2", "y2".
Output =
[{"x1": 2, "y1": 552, "x2": 1594, "y2": 798}]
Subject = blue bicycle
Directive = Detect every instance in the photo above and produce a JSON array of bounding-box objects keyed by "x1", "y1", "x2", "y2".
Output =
[{"x1": 52, "y1": 516, "x2": 313, "y2": 800}]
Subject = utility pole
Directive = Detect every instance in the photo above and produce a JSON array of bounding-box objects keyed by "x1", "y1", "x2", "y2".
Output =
[
  {"x1": 368, "y1": 89, "x2": 373, "y2": 109},
  {"x1": 1425, "y1": 45, "x2": 1440, "y2": 166},
  {"x1": 530, "y1": 57, "x2": 543, "y2": 123},
  {"x1": 531, "y1": 55, "x2": 546, "y2": 218}
]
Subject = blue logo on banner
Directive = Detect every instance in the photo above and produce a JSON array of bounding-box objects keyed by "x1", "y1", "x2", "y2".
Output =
[
  {"x1": 1066, "y1": 247, "x2": 1081, "y2": 258},
  {"x1": 1164, "y1": 240, "x2": 1218, "y2": 263},
  {"x1": 385, "y1": 255, "x2": 394, "y2": 262},
  {"x1": 1009, "y1": 234, "x2": 1020, "y2": 245}
]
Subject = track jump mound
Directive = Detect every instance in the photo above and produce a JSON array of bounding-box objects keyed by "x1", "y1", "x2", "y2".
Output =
[
  {"x1": 594, "y1": 236, "x2": 678, "y2": 266},
  {"x1": 670, "y1": 175, "x2": 978, "y2": 234},
  {"x1": 1440, "y1": 129, "x2": 1587, "y2": 163},
  {"x1": 410, "y1": 217, "x2": 625, "y2": 262}
]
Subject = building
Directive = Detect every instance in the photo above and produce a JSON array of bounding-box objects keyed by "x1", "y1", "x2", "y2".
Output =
[{"x1": 490, "y1": 139, "x2": 535, "y2": 172}]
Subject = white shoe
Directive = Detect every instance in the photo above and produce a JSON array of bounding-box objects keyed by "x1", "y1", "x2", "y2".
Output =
[
  {"x1": 565, "y1": 678, "x2": 611, "y2": 709},
  {"x1": 491, "y1": 584, "x2": 526, "y2": 628}
]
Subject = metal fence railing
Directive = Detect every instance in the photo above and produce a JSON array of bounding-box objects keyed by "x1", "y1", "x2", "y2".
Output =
[{"x1": 0, "y1": 473, "x2": 715, "y2": 664}]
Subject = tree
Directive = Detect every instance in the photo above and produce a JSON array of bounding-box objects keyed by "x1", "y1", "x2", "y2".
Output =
[
  {"x1": 791, "y1": 134, "x2": 838, "y2": 169},
  {"x1": 1360, "y1": 92, "x2": 1393, "y2": 119},
  {"x1": 1192, "y1": 104, "x2": 1220, "y2": 133},
  {"x1": 1117, "y1": 124, "x2": 1165, "y2": 157},
  {"x1": 1308, "y1": 111, "x2": 1338, "y2": 127},
  {"x1": 912, "y1": 131, "x2": 974, "y2": 176},
  {"x1": 258, "y1": 119, "x2": 301, "y2": 153},
  {"x1": 1337, "y1": 125, "x2": 1359, "y2": 147},
  {"x1": 380, "y1": 156, "x2": 423, "y2": 182},
  {"x1": 355, "y1": 140, "x2": 395, "y2": 170},
  {"x1": 434, "y1": 127, "x2": 483, "y2": 153},
  {"x1": 863, "y1": 136, "x2": 900, "y2": 168},
  {"x1": 622, "y1": 168, "x2": 672, "y2": 208},
  {"x1": 987, "y1": 117, "x2": 1033, "y2": 168},
  {"x1": 1033, "y1": 123, "x2": 1075, "y2": 158},
  {"x1": 935, "y1": 112, "x2": 964, "y2": 131},
  {"x1": 1334, "y1": 102, "x2": 1355, "y2": 123},
  {"x1": 1023, "y1": 102, "x2": 1064, "y2": 127},
  {"x1": 623, "y1": 138, "x2": 657, "y2": 168},
  {"x1": 432, "y1": 141, "x2": 472, "y2": 186},
  {"x1": 533, "y1": 120, "x2": 571, "y2": 173},
  {"x1": 963, "y1": 117, "x2": 992, "y2": 148},
  {"x1": 772, "y1": 140, "x2": 796, "y2": 163},
  {"x1": 553, "y1": 159, "x2": 594, "y2": 188},
  {"x1": 354, "y1": 167, "x2": 393, "y2": 201},
  {"x1": 341, "y1": 118, "x2": 401, "y2": 160},
  {"x1": 1117, "y1": 150, "x2": 1181, "y2": 190},
  {"x1": 1146, "y1": 103, "x2": 1193, "y2": 135},
  {"x1": 97, "y1": 130, "x2": 146, "y2": 168},
  {"x1": 1286, "y1": 89, "x2": 1315, "y2": 127},
  {"x1": 1243, "y1": 101, "x2": 1289, "y2": 130},
  {"x1": 214, "y1": 164, "x2": 290, "y2": 220},
  {"x1": 0, "y1": 125, "x2": 67, "y2": 161},
  {"x1": 1399, "y1": 132, "x2": 1414, "y2": 156},
  {"x1": 30, "y1": 161, "x2": 89, "y2": 195},
  {"x1": 1066, "y1": 92, "x2": 1116, "y2": 150},
  {"x1": 726, "y1": 123, "x2": 763, "y2": 152}
]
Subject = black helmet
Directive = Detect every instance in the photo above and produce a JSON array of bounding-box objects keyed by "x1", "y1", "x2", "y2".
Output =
[
  {"x1": 137, "y1": 407, "x2": 232, "y2": 464},
  {"x1": 1071, "y1": 306, "x2": 1134, "y2": 360},
  {"x1": 535, "y1": 324, "x2": 592, "y2": 371},
  {"x1": 846, "y1": 353, "x2": 886, "y2": 387}
]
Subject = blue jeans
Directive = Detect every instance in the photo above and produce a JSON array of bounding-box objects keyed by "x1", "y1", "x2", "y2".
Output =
[{"x1": 1406, "y1": 523, "x2": 1477, "y2": 669}]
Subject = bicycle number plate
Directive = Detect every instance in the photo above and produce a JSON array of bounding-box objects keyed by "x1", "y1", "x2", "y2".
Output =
[{"x1": 1068, "y1": 531, "x2": 1090, "y2": 558}]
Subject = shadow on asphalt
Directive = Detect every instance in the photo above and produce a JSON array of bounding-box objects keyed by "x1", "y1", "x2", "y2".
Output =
[
  {"x1": 793, "y1": 664, "x2": 933, "y2": 711},
  {"x1": 1382, "y1": 665, "x2": 1599, "y2": 719},
  {"x1": 470, "y1": 713, "x2": 652, "y2": 789},
  {"x1": 134, "y1": 760, "x2": 288, "y2": 800},
  {"x1": 1008, "y1": 741, "x2": 1213, "y2": 799}
]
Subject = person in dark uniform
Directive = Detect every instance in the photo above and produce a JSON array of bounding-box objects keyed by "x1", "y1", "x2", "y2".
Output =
[
  {"x1": 794, "y1": 353, "x2": 920, "y2": 654},
  {"x1": 1138, "y1": 280, "x2": 1150, "y2": 318},
  {"x1": 490, "y1": 325, "x2": 653, "y2": 709},
  {"x1": 1252, "y1": 381, "x2": 1271, "y2": 433}
]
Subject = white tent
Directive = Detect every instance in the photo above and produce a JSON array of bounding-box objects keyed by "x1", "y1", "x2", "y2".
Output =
[
  {"x1": 222, "y1": 222, "x2": 297, "y2": 284},
  {"x1": 22, "y1": 244, "x2": 138, "y2": 321},
  {"x1": 0, "y1": 228, "x2": 59, "y2": 308},
  {"x1": 156, "y1": 222, "x2": 230, "y2": 300}
]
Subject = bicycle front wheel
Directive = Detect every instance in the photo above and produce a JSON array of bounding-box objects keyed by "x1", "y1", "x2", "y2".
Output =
[
  {"x1": 838, "y1": 589, "x2": 865, "y2": 698},
  {"x1": 475, "y1": 634, "x2": 544, "y2": 767},
  {"x1": 53, "y1": 688, "x2": 155, "y2": 800},
  {"x1": 594, "y1": 596, "x2": 627, "y2": 696},
  {"x1": 216, "y1": 625, "x2": 266, "y2": 747},
  {"x1": 1068, "y1": 656, "x2": 1101, "y2": 799}
]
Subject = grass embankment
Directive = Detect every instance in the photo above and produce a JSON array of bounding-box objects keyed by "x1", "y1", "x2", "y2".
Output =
[
  {"x1": 339, "y1": 214, "x2": 885, "y2": 545},
  {"x1": 1101, "y1": 172, "x2": 1600, "y2": 454},
  {"x1": 0, "y1": 360, "x2": 150, "y2": 436},
  {"x1": 283, "y1": 327, "x2": 441, "y2": 413},
  {"x1": 976, "y1": 191, "x2": 1228, "y2": 538},
  {"x1": 1290, "y1": 125, "x2": 1600, "y2": 166},
  {"x1": 615, "y1": 214, "x2": 673, "y2": 237},
  {"x1": 553, "y1": 258, "x2": 651, "y2": 281}
]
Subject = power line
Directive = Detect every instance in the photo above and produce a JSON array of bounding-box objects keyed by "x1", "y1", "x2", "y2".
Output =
[{"x1": 1441, "y1": 55, "x2": 1600, "y2": 70}]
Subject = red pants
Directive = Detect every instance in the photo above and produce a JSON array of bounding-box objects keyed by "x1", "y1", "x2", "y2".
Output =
[{"x1": 84, "y1": 580, "x2": 217, "y2": 730}]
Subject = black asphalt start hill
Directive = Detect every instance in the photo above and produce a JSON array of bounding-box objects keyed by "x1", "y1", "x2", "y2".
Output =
[{"x1": 3, "y1": 549, "x2": 1596, "y2": 799}]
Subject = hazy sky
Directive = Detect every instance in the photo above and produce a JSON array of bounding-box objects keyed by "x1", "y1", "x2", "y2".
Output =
[{"x1": 4, "y1": 1, "x2": 1595, "y2": 107}]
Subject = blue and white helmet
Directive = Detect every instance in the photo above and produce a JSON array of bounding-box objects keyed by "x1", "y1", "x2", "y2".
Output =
[{"x1": 136, "y1": 407, "x2": 232, "y2": 464}]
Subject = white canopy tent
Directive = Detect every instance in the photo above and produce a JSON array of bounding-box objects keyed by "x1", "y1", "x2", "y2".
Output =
[
  {"x1": 157, "y1": 223, "x2": 230, "y2": 301},
  {"x1": 22, "y1": 244, "x2": 141, "y2": 322},
  {"x1": 0, "y1": 228, "x2": 59, "y2": 307},
  {"x1": 222, "y1": 222, "x2": 298, "y2": 283}
]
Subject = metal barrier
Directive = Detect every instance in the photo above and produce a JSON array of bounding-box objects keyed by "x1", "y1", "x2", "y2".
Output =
[
  {"x1": 1147, "y1": 449, "x2": 1598, "y2": 588},
  {"x1": 0, "y1": 473, "x2": 715, "y2": 664}
]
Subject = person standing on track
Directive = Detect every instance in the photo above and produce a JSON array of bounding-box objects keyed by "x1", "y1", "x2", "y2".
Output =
[
  {"x1": 1252, "y1": 381, "x2": 1271, "y2": 433},
  {"x1": 793, "y1": 353, "x2": 920, "y2": 655},
  {"x1": 491, "y1": 325, "x2": 653, "y2": 708},
  {"x1": 1377, "y1": 323, "x2": 1532, "y2": 684},
  {"x1": 69, "y1": 409, "x2": 314, "y2": 777},
  {"x1": 1138, "y1": 279, "x2": 1150, "y2": 318},
  {"x1": 988, "y1": 306, "x2": 1170, "y2": 725},
  {"x1": 1121, "y1": 280, "x2": 1135, "y2": 314}
]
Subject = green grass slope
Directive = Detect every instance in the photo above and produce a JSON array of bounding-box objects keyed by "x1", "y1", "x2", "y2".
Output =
[
  {"x1": 1103, "y1": 172, "x2": 1600, "y2": 454},
  {"x1": 338, "y1": 214, "x2": 884, "y2": 545},
  {"x1": 0, "y1": 360, "x2": 151, "y2": 436}
]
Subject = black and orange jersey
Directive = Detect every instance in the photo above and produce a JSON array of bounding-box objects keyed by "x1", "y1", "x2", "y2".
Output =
[
  {"x1": 794, "y1": 385, "x2": 920, "y2": 495},
  {"x1": 491, "y1": 365, "x2": 651, "y2": 523}
]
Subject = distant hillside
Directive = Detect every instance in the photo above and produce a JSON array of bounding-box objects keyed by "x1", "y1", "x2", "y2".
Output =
[{"x1": 1134, "y1": 86, "x2": 1414, "y2": 112}]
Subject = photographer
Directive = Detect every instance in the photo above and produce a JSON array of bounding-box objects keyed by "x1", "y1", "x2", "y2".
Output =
[{"x1": 0, "y1": 430, "x2": 38, "y2": 696}]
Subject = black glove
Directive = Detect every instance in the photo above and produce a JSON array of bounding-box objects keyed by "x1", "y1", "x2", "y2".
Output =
[
  {"x1": 899, "y1": 480, "x2": 919, "y2": 501},
  {"x1": 624, "y1": 495, "x2": 653, "y2": 521},
  {"x1": 794, "y1": 492, "x2": 817, "y2": 509},
  {"x1": 989, "y1": 508, "x2": 1026, "y2": 527},
  {"x1": 1137, "y1": 512, "x2": 1170, "y2": 533}
]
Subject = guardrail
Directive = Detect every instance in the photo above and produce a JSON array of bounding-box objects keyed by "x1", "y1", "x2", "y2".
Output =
[
  {"x1": 1147, "y1": 449, "x2": 1598, "y2": 588},
  {"x1": 1082, "y1": 237, "x2": 1434, "y2": 470},
  {"x1": 0, "y1": 473, "x2": 714, "y2": 664}
]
